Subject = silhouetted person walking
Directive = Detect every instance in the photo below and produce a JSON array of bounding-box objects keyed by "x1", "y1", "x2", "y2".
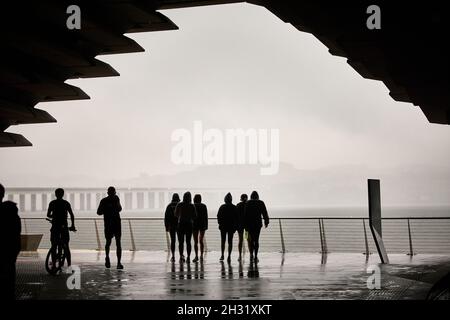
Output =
[
  {"x1": 217, "y1": 193, "x2": 237, "y2": 263},
  {"x1": 47, "y1": 188, "x2": 76, "y2": 269},
  {"x1": 164, "y1": 193, "x2": 180, "y2": 262},
  {"x1": 193, "y1": 194, "x2": 208, "y2": 262},
  {"x1": 244, "y1": 191, "x2": 269, "y2": 263},
  {"x1": 236, "y1": 193, "x2": 248, "y2": 262},
  {"x1": 0, "y1": 184, "x2": 21, "y2": 300},
  {"x1": 175, "y1": 192, "x2": 197, "y2": 263},
  {"x1": 97, "y1": 187, "x2": 123, "y2": 269}
]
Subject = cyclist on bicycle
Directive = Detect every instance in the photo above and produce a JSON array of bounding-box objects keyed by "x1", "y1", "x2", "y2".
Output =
[{"x1": 47, "y1": 188, "x2": 76, "y2": 270}]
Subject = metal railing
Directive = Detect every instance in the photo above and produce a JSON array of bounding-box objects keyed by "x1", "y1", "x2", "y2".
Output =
[{"x1": 20, "y1": 217, "x2": 450, "y2": 254}]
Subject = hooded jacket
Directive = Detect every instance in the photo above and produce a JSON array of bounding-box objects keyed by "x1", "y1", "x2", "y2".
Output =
[
  {"x1": 193, "y1": 194, "x2": 208, "y2": 231},
  {"x1": 164, "y1": 194, "x2": 180, "y2": 231},
  {"x1": 175, "y1": 192, "x2": 197, "y2": 230},
  {"x1": 217, "y1": 193, "x2": 238, "y2": 232},
  {"x1": 244, "y1": 191, "x2": 269, "y2": 230}
]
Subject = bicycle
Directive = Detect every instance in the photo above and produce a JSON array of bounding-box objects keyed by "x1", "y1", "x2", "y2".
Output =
[{"x1": 45, "y1": 218, "x2": 77, "y2": 275}]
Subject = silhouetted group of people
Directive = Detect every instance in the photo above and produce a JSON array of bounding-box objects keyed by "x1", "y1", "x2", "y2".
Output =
[
  {"x1": 1, "y1": 182, "x2": 269, "y2": 300},
  {"x1": 46, "y1": 186, "x2": 123, "y2": 270},
  {"x1": 165, "y1": 190, "x2": 269, "y2": 264}
]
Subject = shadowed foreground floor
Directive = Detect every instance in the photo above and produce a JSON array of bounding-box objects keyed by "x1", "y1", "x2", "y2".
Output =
[{"x1": 16, "y1": 251, "x2": 450, "y2": 300}]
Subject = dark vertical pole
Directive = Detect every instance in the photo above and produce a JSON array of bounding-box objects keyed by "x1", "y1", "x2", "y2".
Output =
[
  {"x1": 407, "y1": 219, "x2": 415, "y2": 256},
  {"x1": 279, "y1": 219, "x2": 286, "y2": 254},
  {"x1": 368, "y1": 179, "x2": 389, "y2": 264},
  {"x1": 363, "y1": 219, "x2": 371, "y2": 256}
]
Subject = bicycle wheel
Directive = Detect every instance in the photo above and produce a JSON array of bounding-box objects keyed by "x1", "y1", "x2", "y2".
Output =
[
  {"x1": 45, "y1": 246, "x2": 65, "y2": 275},
  {"x1": 45, "y1": 248, "x2": 58, "y2": 275}
]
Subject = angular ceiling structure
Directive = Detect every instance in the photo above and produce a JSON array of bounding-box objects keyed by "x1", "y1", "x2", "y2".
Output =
[{"x1": 0, "y1": 0, "x2": 448, "y2": 147}]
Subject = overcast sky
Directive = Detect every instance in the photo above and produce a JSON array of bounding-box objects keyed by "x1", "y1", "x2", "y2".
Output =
[{"x1": 1, "y1": 3, "x2": 449, "y2": 188}]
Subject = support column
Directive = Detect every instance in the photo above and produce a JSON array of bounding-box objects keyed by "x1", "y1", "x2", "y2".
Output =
[
  {"x1": 87, "y1": 193, "x2": 92, "y2": 211},
  {"x1": 42, "y1": 194, "x2": 48, "y2": 211},
  {"x1": 125, "y1": 192, "x2": 132, "y2": 210},
  {"x1": 31, "y1": 193, "x2": 37, "y2": 212},
  {"x1": 368, "y1": 179, "x2": 389, "y2": 264},
  {"x1": 137, "y1": 192, "x2": 144, "y2": 210},
  {"x1": 19, "y1": 194, "x2": 25, "y2": 212},
  {"x1": 80, "y1": 193, "x2": 85, "y2": 211}
]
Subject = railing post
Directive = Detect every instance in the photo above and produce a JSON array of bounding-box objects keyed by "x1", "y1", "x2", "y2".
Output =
[
  {"x1": 407, "y1": 218, "x2": 415, "y2": 256},
  {"x1": 363, "y1": 219, "x2": 371, "y2": 255},
  {"x1": 128, "y1": 219, "x2": 136, "y2": 251},
  {"x1": 94, "y1": 219, "x2": 102, "y2": 251},
  {"x1": 22, "y1": 218, "x2": 28, "y2": 234},
  {"x1": 279, "y1": 218, "x2": 286, "y2": 254},
  {"x1": 318, "y1": 218, "x2": 328, "y2": 254},
  {"x1": 321, "y1": 219, "x2": 328, "y2": 254}
]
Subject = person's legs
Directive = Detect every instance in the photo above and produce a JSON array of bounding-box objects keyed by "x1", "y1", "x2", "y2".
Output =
[
  {"x1": 169, "y1": 229, "x2": 176, "y2": 261},
  {"x1": 192, "y1": 229, "x2": 199, "y2": 262},
  {"x1": 64, "y1": 244, "x2": 72, "y2": 267},
  {"x1": 50, "y1": 228, "x2": 59, "y2": 268},
  {"x1": 116, "y1": 235, "x2": 123, "y2": 269},
  {"x1": 247, "y1": 230, "x2": 254, "y2": 261},
  {"x1": 63, "y1": 228, "x2": 71, "y2": 267},
  {"x1": 253, "y1": 228, "x2": 261, "y2": 262},
  {"x1": 237, "y1": 230, "x2": 244, "y2": 261},
  {"x1": 105, "y1": 234, "x2": 112, "y2": 268},
  {"x1": 0, "y1": 263, "x2": 16, "y2": 300},
  {"x1": 186, "y1": 229, "x2": 193, "y2": 261},
  {"x1": 220, "y1": 230, "x2": 226, "y2": 260},
  {"x1": 199, "y1": 230, "x2": 206, "y2": 260},
  {"x1": 227, "y1": 231, "x2": 234, "y2": 262},
  {"x1": 177, "y1": 230, "x2": 185, "y2": 262}
]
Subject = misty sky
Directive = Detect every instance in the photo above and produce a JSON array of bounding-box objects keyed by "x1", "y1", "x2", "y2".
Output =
[{"x1": 1, "y1": 3, "x2": 449, "y2": 187}]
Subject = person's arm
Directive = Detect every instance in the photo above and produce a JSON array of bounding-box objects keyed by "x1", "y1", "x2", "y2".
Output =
[
  {"x1": 116, "y1": 196, "x2": 122, "y2": 213},
  {"x1": 193, "y1": 204, "x2": 198, "y2": 221},
  {"x1": 174, "y1": 203, "x2": 180, "y2": 221},
  {"x1": 164, "y1": 205, "x2": 170, "y2": 231},
  {"x1": 47, "y1": 201, "x2": 53, "y2": 218},
  {"x1": 13, "y1": 205, "x2": 21, "y2": 258},
  {"x1": 67, "y1": 202, "x2": 75, "y2": 228},
  {"x1": 217, "y1": 206, "x2": 222, "y2": 227},
  {"x1": 261, "y1": 201, "x2": 269, "y2": 227},
  {"x1": 97, "y1": 199, "x2": 104, "y2": 216},
  {"x1": 205, "y1": 205, "x2": 208, "y2": 230}
]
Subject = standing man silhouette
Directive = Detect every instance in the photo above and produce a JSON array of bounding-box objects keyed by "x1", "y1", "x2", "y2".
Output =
[
  {"x1": 0, "y1": 184, "x2": 21, "y2": 300},
  {"x1": 244, "y1": 191, "x2": 269, "y2": 263},
  {"x1": 217, "y1": 193, "x2": 238, "y2": 263},
  {"x1": 97, "y1": 186, "x2": 123, "y2": 269}
]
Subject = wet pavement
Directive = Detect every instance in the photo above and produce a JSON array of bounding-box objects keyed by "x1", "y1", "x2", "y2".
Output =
[{"x1": 16, "y1": 250, "x2": 450, "y2": 300}]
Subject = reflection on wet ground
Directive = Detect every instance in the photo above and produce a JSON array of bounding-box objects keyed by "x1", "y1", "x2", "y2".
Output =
[{"x1": 16, "y1": 251, "x2": 450, "y2": 300}]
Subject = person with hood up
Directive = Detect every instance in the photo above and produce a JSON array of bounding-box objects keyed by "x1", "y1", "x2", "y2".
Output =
[
  {"x1": 192, "y1": 194, "x2": 208, "y2": 263},
  {"x1": 164, "y1": 193, "x2": 181, "y2": 262},
  {"x1": 175, "y1": 192, "x2": 197, "y2": 263},
  {"x1": 217, "y1": 193, "x2": 238, "y2": 263},
  {"x1": 236, "y1": 193, "x2": 248, "y2": 262},
  {"x1": 244, "y1": 191, "x2": 269, "y2": 263}
]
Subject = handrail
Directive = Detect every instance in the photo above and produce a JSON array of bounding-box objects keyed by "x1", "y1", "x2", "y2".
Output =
[
  {"x1": 20, "y1": 216, "x2": 450, "y2": 255},
  {"x1": 20, "y1": 216, "x2": 450, "y2": 220}
]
